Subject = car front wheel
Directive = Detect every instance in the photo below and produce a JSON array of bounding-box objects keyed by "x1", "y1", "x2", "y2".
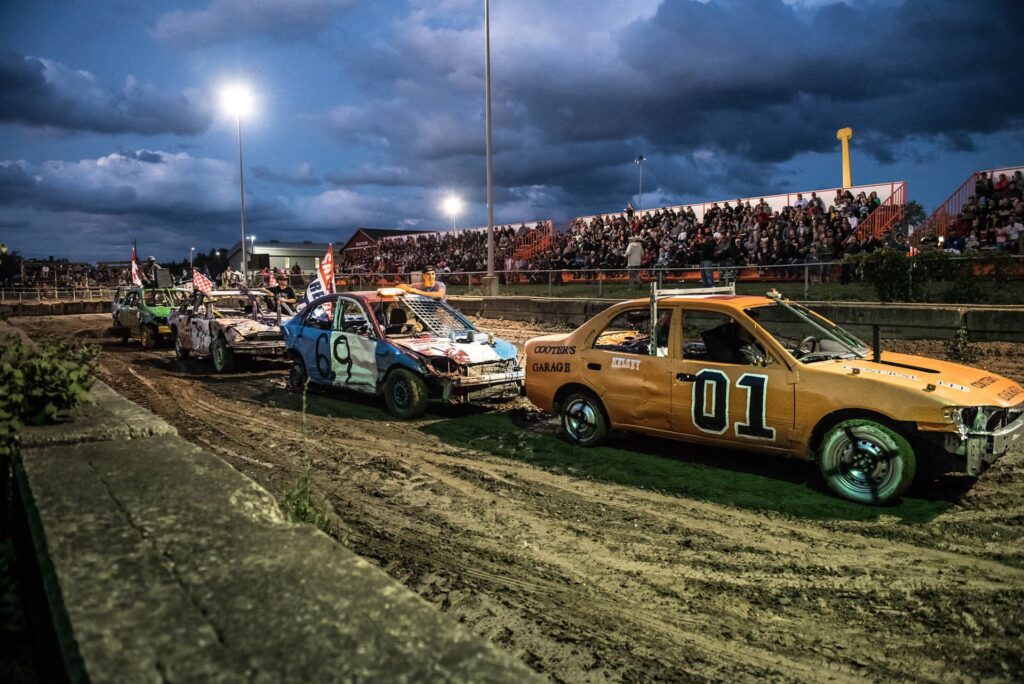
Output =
[
  {"x1": 140, "y1": 325, "x2": 156, "y2": 350},
  {"x1": 211, "y1": 337, "x2": 235, "y2": 373},
  {"x1": 560, "y1": 391, "x2": 608, "y2": 447},
  {"x1": 174, "y1": 330, "x2": 190, "y2": 360},
  {"x1": 287, "y1": 356, "x2": 308, "y2": 391},
  {"x1": 818, "y1": 418, "x2": 916, "y2": 504},
  {"x1": 383, "y1": 369, "x2": 429, "y2": 419}
]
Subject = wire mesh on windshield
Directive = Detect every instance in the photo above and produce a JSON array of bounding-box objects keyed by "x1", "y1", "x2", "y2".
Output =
[{"x1": 401, "y1": 295, "x2": 474, "y2": 336}]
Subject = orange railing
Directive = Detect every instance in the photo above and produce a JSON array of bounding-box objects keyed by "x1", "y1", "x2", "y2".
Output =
[
  {"x1": 856, "y1": 181, "x2": 906, "y2": 240},
  {"x1": 917, "y1": 165, "x2": 1024, "y2": 245},
  {"x1": 512, "y1": 220, "x2": 553, "y2": 261}
]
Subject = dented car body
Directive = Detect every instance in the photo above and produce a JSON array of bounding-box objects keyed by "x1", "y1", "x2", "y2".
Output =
[
  {"x1": 524, "y1": 289, "x2": 1024, "y2": 504},
  {"x1": 168, "y1": 289, "x2": 294, "y2": 372},
  {"x1": 281, "y1": 290, "x2": 523, "y2": 418}
]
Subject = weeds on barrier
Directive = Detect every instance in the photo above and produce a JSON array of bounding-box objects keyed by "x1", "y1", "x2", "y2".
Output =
[{"x1": 946, "y1": 325, "x2": 978, "y2": 363}]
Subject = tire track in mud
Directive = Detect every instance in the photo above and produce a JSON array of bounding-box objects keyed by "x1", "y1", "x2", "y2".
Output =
[{"x1": 15, "y1": 314, "x2": 1024, "y2": 683}]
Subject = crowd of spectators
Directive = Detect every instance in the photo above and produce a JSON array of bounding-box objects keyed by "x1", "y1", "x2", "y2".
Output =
[
  {"x1": 9, "y1": 260, "x2": 133, "y2": 288},
  {"x1": 343, "y1": 222, "x2": 550, "y2": 274},
  {"x1": 524, "y1": 189, "x2": 896, "y2": 282},
  {"x1": 941, "y1": 170, "x2": 1024, "y2": 254}
]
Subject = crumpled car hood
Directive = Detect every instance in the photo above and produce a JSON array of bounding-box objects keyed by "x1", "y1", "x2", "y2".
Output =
[
  {"x1": 392, "y1": 335, "x2": 518, "y2": 366},
  {"x1": 215, "y1": 317, "x2": 282, "y2": 342}
]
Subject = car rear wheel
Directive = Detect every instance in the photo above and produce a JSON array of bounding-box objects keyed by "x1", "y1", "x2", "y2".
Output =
[
  {"x1": 818, "y1": 418, "x2": 916, "y2": 504},
  {"x1": 383, "y1": 368, "x2": 428, "y2": 419},
  {"x1": 211, "y1": 337, "x2": 235, "y2": 373},
  {"x1": 140, "y1": 325, "x2": 156, "y2": 350},
  {"x1": 287, "y1": 356, "x2": 308, "y2": 391},
  {"x1": 174, "y1": 330, "x2": 190, "y2": 360},
  {"x1": 560, "y1": 391, "x2": 608, "y2": 447}
]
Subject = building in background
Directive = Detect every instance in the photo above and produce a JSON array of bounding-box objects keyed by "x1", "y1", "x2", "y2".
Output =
[{"x1": 226, "y1": 239, "x2": 331, "y2": 273}]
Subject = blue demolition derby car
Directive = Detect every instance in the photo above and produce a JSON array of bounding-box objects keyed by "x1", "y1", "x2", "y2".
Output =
[{"x1": 281, "y1": 289, "x2": 524, "y2": 418}]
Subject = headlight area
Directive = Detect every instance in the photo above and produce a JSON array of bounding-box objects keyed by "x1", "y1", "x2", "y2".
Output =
[{"x1": 935, "y1": 405, "x2": 1024, "y2": 476}]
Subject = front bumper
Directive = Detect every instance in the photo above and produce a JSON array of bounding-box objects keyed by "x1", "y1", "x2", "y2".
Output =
[
  {"x1": 431, "y1": 367, "x2": 525, "y2": 403},
  {"x1": 230, "y1": 340, "x2": 286, "y2": 356},
  {"x1": 944, "y1": 411, "x2": 1024, "y2": 476}
]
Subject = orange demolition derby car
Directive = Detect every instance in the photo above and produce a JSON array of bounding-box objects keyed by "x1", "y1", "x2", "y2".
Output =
[{"x1": 524, "y1": 287, "x2": 1024, "y2": 504}]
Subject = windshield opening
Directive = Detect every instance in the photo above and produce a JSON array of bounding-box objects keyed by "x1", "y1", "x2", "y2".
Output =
[
  {"x1": 144, "y1": 289, "x2": 186, "y2": 307},
  {"x1": 746, "y1": 302, "x2": 867, "y2": 362},
  {"x1": 375, "y1": 295, "x2": 477, "y2": 338}
]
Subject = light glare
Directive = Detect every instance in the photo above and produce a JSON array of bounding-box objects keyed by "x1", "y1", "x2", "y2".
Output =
[
  {"x1": 220, "y1": 84, "x2": 255, "y2": 118},
  {"x1": 442, "y1": 195, "x2": 463, "y2": 217}
]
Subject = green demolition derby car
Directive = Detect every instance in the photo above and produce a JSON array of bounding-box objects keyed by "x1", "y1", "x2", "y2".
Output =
[{"x1": 112, "y1": 286, "x2": 188, "y2": 349}]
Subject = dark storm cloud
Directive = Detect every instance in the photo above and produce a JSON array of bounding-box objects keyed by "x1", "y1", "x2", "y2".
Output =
[
  {"x1": 319, "y1": 0, "x2": 1023, "y2": 213},
  {"x1": 0, "y1": 50, "x2": 212, "y2": 135},
  {"x1": 251, "y1": 163, "x2": 321, "y2": 187},
  {"x1": 151, "y1": 0, "x2": 356, "y2": 47}
]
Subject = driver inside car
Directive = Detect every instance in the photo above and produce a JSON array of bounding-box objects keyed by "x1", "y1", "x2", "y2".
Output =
[{"x1": 702, "y1": 320, "x2": 766, "y2": 366}]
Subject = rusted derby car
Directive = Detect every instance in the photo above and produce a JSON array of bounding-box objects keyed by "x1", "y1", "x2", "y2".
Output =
[
  {"x1": 524, "y1": 287, "x2": 1024, "y2": 504},
  {"x1": 282, "y1": 289, "x2": 523, "y2": 418},
  {"x1": 169, "y1": 289, "x2": 294, "y2": 372}
]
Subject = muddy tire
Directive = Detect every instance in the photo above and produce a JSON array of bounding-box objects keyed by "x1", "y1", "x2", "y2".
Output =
[
  {"x1": 818, "y1": 418, "x2": 916, "y2": 504},
  {"x1": 287, "y1": 356, "x2": 308, "y2": 391},
  {"x1": 211, "y1": 337, "x2": 235, "y2": 373},
  {"x1": 140, "y1": 325, "x2": 156, "y2": 350},
  {"x1": 174, "y1": 330, "x2": 190, "y2": 360},
  {"x1": 383, "y1": 368, "x2": 428, "y2": 419},
  {"x1": 560, "y1": 391, "x2": 608, "y2": 447}
]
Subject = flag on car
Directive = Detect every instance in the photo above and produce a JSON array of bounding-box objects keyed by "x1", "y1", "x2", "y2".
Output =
[
  {"x1": 130, "y1": 245, "x2": 142, "y2": 286},
  {"x1": 193, "y1": 268, "x2": 213, "y2": 293},
  {"x1": 300, "y1": 243, "x2": 335, "y2": 310}
]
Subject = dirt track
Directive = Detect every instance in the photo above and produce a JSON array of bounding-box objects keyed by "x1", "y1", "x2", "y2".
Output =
[{"x1": 14, "y1": 313, "x2": 1024, "y2": 683}]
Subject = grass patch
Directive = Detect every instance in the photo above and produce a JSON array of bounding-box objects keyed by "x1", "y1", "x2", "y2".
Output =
[{"x1": 423, "y1": 412, "x2": 953, "y2": 524}]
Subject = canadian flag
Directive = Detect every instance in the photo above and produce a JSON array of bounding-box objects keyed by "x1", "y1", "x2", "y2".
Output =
[
  {"x1": 193, "y1": 268, "x2": 213, "y2": 293},
  {"x1": 130, "y1": 245, "x2": 142, "y2": 286}
]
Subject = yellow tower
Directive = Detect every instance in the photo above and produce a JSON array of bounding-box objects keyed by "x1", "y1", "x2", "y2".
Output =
[{"x1": 836, "y1": 127, "x2": 853, "y2": 188}]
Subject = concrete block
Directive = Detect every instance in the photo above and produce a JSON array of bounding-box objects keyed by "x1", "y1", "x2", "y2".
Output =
[
  {"x1": 20, "y1": 380, "x2": 178, "y2": 449},
  {"x1": 965, "y1": 309, "x2": 1024, "y2": 342},
  {"x1": 17, "y1": 436, "x2": 538, "y2": 683}
]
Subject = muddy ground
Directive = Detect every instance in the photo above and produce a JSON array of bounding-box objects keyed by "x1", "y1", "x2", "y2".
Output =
[{"x1": 13, "y1": 313, "x2": 1024, "y2": 683}]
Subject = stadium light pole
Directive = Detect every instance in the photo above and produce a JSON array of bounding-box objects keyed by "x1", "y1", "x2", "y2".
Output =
[
  {"x1": 483, "y1": 0, "x2": 497, "y2": 295},
  {"x1": 220, "y1": 84, "x2": 255, "y2": 283},
  {"x1": 634, "y1": 154, "x2": 647, "y2": 213},
  {"x1": 189, "y1": 246, "x2": 195, "y2": 272}
]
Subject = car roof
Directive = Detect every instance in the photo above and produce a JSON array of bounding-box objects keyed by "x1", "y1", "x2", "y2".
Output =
[{"x1": 625, "y1": 294, "x2": 774, "y2": 309}]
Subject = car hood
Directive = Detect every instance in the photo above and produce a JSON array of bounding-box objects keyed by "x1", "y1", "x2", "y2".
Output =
[
  {"x1": 143, "y1": 306, "x2": 173, "y2": 321},
  {"x1": 811, "y1": 351, "x2": 1024, "y2": 408},
  {"x1": 214, "y1": 318, "x2": 282, "y2": 338},
  {"x1": 392, "y1": 335, "x2": 518, "y2": 365}
]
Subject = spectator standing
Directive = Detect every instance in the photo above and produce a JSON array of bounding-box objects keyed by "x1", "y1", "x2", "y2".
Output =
[
  {"x1": 625, "y1": 236, "x2": 643, "y2": 287},
  {"x1": 700, "y1": 233, "x2": 717, "y2": 287}
]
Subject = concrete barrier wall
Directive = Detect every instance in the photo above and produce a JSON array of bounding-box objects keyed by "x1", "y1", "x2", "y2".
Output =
[
  {"x1": 453, "y1": 296, "x2": 1024, "y2": 342},
  {"x1": 0, "y1": 300, "x2": 108, "y2": 317},
  {"x1": 13, "y1": 378, "x2": 540, "y2": 682}
]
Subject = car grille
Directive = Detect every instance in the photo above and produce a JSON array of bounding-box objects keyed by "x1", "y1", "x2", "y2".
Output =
[{"x1": 466, "y1": 359, "x2": 519, "y2": 378}]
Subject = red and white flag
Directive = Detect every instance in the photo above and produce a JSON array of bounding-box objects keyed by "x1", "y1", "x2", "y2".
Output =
[
  {"x1": 130, "y1": 245, "x2": 142, "y2": 286},
  {"x1": 193, "y1": 268, "x2": 213, "y2": 293}
]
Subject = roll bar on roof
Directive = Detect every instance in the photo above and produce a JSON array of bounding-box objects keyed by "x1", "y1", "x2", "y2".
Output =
[{"x1": 647, "y1": 283, "x2": 736, "y2": 354}]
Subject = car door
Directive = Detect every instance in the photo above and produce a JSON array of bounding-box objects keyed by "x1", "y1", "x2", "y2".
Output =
[
  {"x1": 188, "y1": 293, "x2": 212, "y2": 354},
  {"x1": 292, "y1": 299, "x2": 336, "y2": 384},
  {"x1": 578, "y1": 305, "x2": 676, "y2": 432},
  {"x1": 331, "y1": 298, "x2": 379, "y2": 390},
  {"x1": 119, "y1": 291, "x2": 141, "y2": 332},
  {"x1": 669, "y1": 307, "x2": 795, "y2": 452},
  {"x1": 172, "y1": 299, "x2": 194, "y2": 351}
]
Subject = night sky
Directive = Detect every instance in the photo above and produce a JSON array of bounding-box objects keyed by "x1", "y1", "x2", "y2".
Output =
[{"x1": 2, "y1": 0, "x2": 1022, "y2": 262}]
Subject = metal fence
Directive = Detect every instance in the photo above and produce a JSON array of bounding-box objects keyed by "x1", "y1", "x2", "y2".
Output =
[
  {"x1": 334, "y1": 254, "x2": 1024, "y2": 300},
  {"x1": 0, "y1": 287, "x2": 121, "y2": 302}
]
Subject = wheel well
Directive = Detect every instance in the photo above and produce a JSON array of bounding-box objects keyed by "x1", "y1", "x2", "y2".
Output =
[
  {"x1": 808, "y1": 409, "x2": 916, "y2": 461},
  {"x1": 553, "y1": 383, "x2": 609, "y2": 422}
]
